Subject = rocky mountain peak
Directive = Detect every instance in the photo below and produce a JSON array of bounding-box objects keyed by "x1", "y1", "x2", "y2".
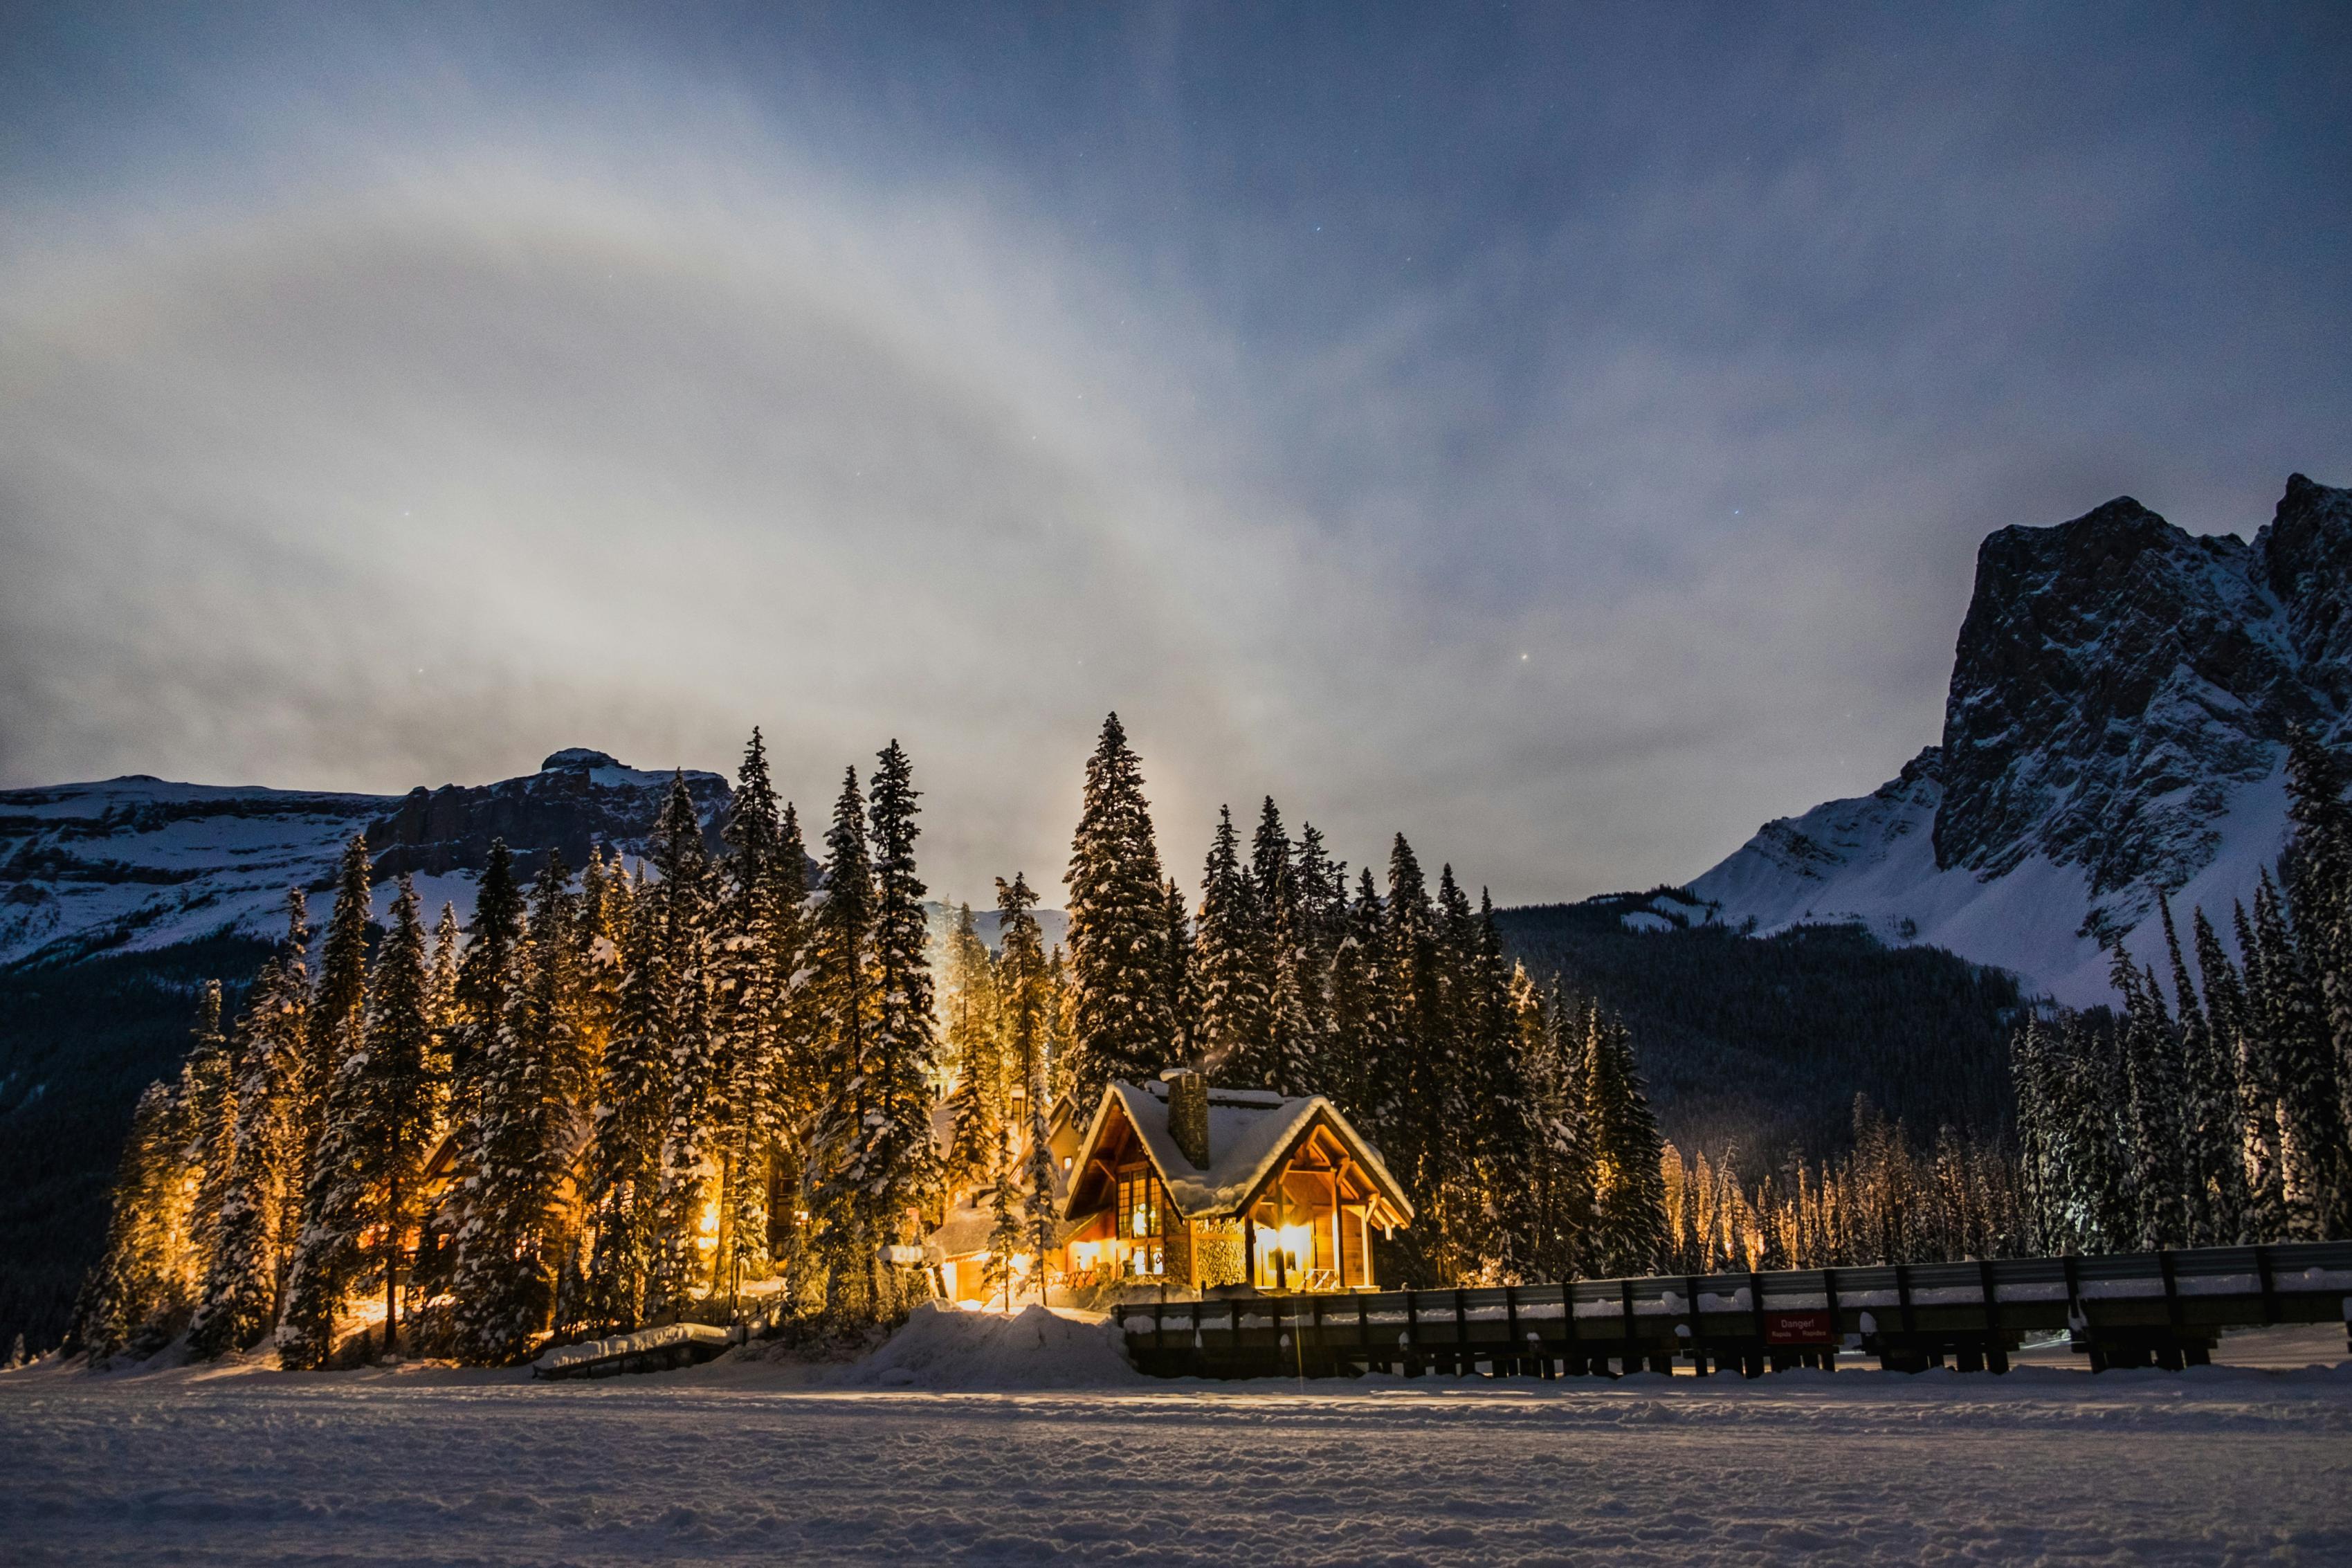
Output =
[
  {"x1": 1694, "y1": 473, "x2": 2349, "y2": 1002},
  {"x1": 1933, "y1": 485, "x2": 2314, "y2": 906},
  {"x1": 540, "y1": 747, "x2": 623, "y2": 772}
]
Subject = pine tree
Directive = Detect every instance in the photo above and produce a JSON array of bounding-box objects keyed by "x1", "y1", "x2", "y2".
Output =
[
  {"x1": 2232, "y1": 899, "x2": 2288, "y2": 1240},
  {"x1": 1062, "y1": 714, "x2": 1176, "y2": 1104},
  {"x1": 302, "y1": 833, "x2": 373, "y2": 1174},
  {"x1": 189, "y1": 893, "x2": 309, "y2": 1358},
  {"x1": 2187, "y1": 906, "x2": 2254, "y2": 1243},
  {"x1": 941, "y1": 904, "x2": 1003, "y2": 1195},
  {"x1": 414, "y1": 841, "x2": 523, "y2": 1311},
  {"x1": 646, "y1": 776, "x2": 721, "y2": 1317},
  {"x1": 1583, "y1": 1009, "x2": 1668, "y2": 1277},
  {"x1": 1193, "y1": 805, "x2": 1269, "y2": 1082},
  {"x1": 281, "y1": 873, "x2": 441, "y2": 1368},
  {"x1": 453, "y1": 855, "x2": 586, "y2": 1365},
  {"x1": 363, "y1": 877, "x2": 437, "y2": 1353},
  {"x1": 580, "y1": 846, "x2": 673, "y2": 1331},
  {"x1": 450, "y1": 841, "x2": 525, "y2": 1124},
  {"x1": 176, "y1": 981, "x2": 235, "y2": 1306},
  {"x1": 2254, "y1": 870, "x2": 2347, "y2": 1237},
  {"x1": 77, "y1": 1076, "x2": 193, "y2": 1362},
  {"x1": 1318, "y1": 868, "x2": 1387, "y2": 1124},
  {"x1": 1467, "y1": 892, "x2": 1539, "y2": 1280},
  {"x1": 803, "y1": 765, "x2": 881, "y2": 1318},
  {"x1": 2113, "y1": 947, "x2": 2189, "y2": 1248},
  {"x1": 711, "y1": 731, "x2": 792, "y2": 1297},
  {"x1": 1376, "y1": 835, "x2": 1443, "y2": 1264},
  {"x1": 763, "y1": 801, "x2": 815, "y2": 1282},
  {"x1": 1160, "y1": 878, "x2": 1197, "y2": 1069},
  {"x1": 994, "y1": 873, "x2": 1055, "y2": 1298},
  {"x1": 1250, "y1": 798, "x2": 1315, "y2": 1095},
  {"x1": 1520, "y1": 974, "x2": 1592, "y2": 1282},
  {"x1": 858, "y1": 740, "x2": 941, "y2": 1292}
]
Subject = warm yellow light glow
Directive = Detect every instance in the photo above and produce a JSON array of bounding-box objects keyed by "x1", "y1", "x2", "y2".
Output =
[
  {"x1": 696, "y1": 1200, "x2": 720, "y2": 1248},
  {"x1": 1068, "y1": 1241, "x2": 1101, "y2": 1270},
  {"x1": 1275, "y1": 1223, "x2": 1312, "y2": 1261}
]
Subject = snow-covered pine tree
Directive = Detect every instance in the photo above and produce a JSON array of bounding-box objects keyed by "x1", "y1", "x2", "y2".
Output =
[
  {"x1": 2231, "y1": 899, "x2": 2288, "y2": 1240},
  {"x1": 2072, "y1": 1012, "x2": 2137, "y2": 1251},
  {"x1": 1062, "y1": 713, "x2": 1176, "y2": 1105},
  {"x1": 2252, "y1": 870, "x2": 2349, "y2": 1237},
  {"x1": 301, "y1": 833, "x2": 373, "y2": 1178},
  {"x1": 580, "y1": 844, "x2": 672, "y2": 1332},
  {"x1": 854, "y1": 740, "x2": 941, "y2": 1310},
  {"x1": 1160, "y1": 877, "x2": 1197, "y2": 1070},
  {"x1": 176, "y1": 981, "x2": 235, "y2": 1306},
  {"x1": 1042, "y1": 943, "x2": 1077, "y2": 1104},
  {"x1": 711, "y1": 732, "x2": 792, "y2": 1296},
  {"x1": 646, "y1": 776, "x2": 720, "y2": 1318},
  {"x1": 363, "y1": 877, "x2": 437, "y2": 1354},
  {"x1": 2283, "y1": 731, "x2": 2352, "y2": 1179},
  {"x1": 76, "y1": 1075, "x2": 193, "y2": 1362},
  {"x1": 1469, "y1": 891, "x2": 1539, "y2": 1281},
  {"x1": 1519, "y1": 972, "x2": 1592, "y2": 1282},
  {"x1": 418, "y1": 841, "x2": 527, "y2": 1309},
  {"x1": 1317, "y1": 868, "x2": 1387, "y2": 1125},
  {"x1": 942, "y1": 904, "x2": 1003, "y2": 1196},
  {"x1": 803, "y1": 765, "x2": 881, "y2": 1319},
  {"x1": 430, "y1": 903, "x2": 462, "y2": 1044},
  {"x1": 280, "y1": 873, "x2": 441, "y2": 1367},
  {"x1": 2113, "y1": 947, "x2": 2189, "y2": 1248},
  {"x1": 994, "y1": 873, "x2": 1055, "y2": 1297},
  {"x1": 1417, "y1": 865, "x2": 1485, "y2": 1278},
  {"x1": 1376, "y1": 835, "x2": 1443, "y2": 1273},
  {"x1": 188, "y1": 893, "x2": 309, "y2": 1358},
  {"x1": 2187, "y1": 906, "x2": 2254, "y2": 1243},
  {"x1": 764, "y1": 801, "x2": 815, "y2": 1282},
  {"x1": 453, "y1": 854, "x2": 586, "y2": 1365},
  {"x1": 2009, "y1": 1014, "x2": 2063, "y2": 1255},
  {"x1": 1249, "y1": 799, "x2": 1316, "y2": 1095},
  {"x1": 1193, "y1": 805, "x2": 1270, "y2": 1082},
  {"x1": 1582, "y1": 1009, "x2": 1668, "y2": 1278},
  {"x1": 450, "y1": 841, "x2": 525, "y2": 1127}
]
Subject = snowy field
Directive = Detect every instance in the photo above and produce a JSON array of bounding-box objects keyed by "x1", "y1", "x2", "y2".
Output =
[{"x1": 4, "y1": 1315, "x2": 2349, "y2": 1565}]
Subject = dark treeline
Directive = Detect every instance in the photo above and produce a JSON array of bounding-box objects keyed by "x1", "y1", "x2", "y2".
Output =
[
  {"x1": 2013, "y1": 733, "x2": 2352, "y2": 1252},
  {"x1": 1496, "y1": 904, "x2": 2025, "y2": 1160},
  {"x1": 71, "y1": 714, "x2": 1676, "y2": 1368},
  {"x1": 1659, "y1": 1100, "x2": 2024, "y2": 1273}
]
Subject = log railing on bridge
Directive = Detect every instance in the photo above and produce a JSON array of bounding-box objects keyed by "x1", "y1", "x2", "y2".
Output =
[{"x1": 1115, "y1": 1240, "x2": 2352, "y2": 1378}]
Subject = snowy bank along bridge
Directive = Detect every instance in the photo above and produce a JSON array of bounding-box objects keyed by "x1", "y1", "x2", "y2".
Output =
[{"x1": 1115, "y1": 1241, "x2": 2352, "y2": 1378}]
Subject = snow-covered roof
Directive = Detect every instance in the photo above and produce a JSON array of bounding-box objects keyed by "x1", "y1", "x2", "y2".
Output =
[{"x1": 1059, "y1": 1079, "x2": 1414, "y2": 1225}]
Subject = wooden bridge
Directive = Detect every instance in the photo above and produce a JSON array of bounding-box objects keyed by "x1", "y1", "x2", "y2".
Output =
[{"x1": 1115, "y1": 1241, "x2": 2352, "y2": 1378}]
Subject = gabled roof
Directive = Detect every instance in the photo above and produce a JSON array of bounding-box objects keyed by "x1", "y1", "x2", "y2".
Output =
[{"x1": 1060, "y1": 1079, "x2": 1414, "y2": 1225}]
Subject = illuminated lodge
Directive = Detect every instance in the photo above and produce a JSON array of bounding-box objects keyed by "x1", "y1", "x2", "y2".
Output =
[{"x1": 933, "y1": 1068, "x2": 1415, "y2": 1304}]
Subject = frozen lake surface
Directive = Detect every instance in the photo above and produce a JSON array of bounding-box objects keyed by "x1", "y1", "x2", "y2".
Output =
[{"x1": 4, "y1": 1324, "x2": 2348, "y2": 1565}]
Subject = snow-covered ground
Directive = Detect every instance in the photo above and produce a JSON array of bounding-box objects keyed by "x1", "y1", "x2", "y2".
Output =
[{"x1": 3, "y1": 1321, "x2": 2346, "y2": 1565}]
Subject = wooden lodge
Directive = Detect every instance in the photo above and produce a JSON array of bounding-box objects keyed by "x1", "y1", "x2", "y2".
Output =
[{"x1": 933, "y1": 1068, "x2": 1414, "y2": 1303}]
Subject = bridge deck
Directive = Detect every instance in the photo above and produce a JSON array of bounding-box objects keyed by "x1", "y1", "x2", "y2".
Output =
[{"x1": 1115, "y1": 1241, "x2": 2352, "y2": 1378}]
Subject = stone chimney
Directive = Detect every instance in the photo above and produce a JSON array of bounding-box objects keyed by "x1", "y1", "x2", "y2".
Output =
[{"x1": 1163, "y1": 1066, "x2": 1210, "y2": 1169}]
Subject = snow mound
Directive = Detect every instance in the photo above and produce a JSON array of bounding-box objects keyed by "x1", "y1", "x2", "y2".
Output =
[
  {"x1": 836, "y1": 1303, "x2": 1143, "y2": 1391},
  {"x1": 534, "y1": 1322, "x2": 732, "y2": 1374}
]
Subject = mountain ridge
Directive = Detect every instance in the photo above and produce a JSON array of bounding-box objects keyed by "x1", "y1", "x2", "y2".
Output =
[{"x1": 1691, "y1": 473, "x2": 2349, "y2": 1003}]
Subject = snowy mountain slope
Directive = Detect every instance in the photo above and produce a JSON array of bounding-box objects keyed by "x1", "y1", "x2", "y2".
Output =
[
  {"x1": 1691, "y1": 474, "x2": 2347, "y2": 1005},
  {"x1": 0, "y1": 749, "x2": 727, "y2": 969}
]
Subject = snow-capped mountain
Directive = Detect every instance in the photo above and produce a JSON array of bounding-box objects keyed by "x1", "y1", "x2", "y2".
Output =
[
  {"x1": 0, "y1": 749, "x2": 729, "y2": 967},
  {"x1": 1690, "y1": 473, "x2": 2351, "y2": 1005}
]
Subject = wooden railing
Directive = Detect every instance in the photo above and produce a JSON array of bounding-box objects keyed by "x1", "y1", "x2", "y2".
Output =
[{"x1": 1116, "y1": 1240, "x2": 2352, "y2": 1378}]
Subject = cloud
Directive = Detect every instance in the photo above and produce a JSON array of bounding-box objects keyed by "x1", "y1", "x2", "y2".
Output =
[{"x1": 3, "y1": 6, "x2": 2349, "y2": 906}]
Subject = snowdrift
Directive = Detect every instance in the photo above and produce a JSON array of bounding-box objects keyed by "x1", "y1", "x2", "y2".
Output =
[{"x1": 834, "y1": 1302, "x2": 1144, "y2": 1391}]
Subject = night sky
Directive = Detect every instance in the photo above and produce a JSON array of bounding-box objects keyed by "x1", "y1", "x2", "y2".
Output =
[{"x1": 4, "y1": 3, "x2": 2348, "y2": 906}]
